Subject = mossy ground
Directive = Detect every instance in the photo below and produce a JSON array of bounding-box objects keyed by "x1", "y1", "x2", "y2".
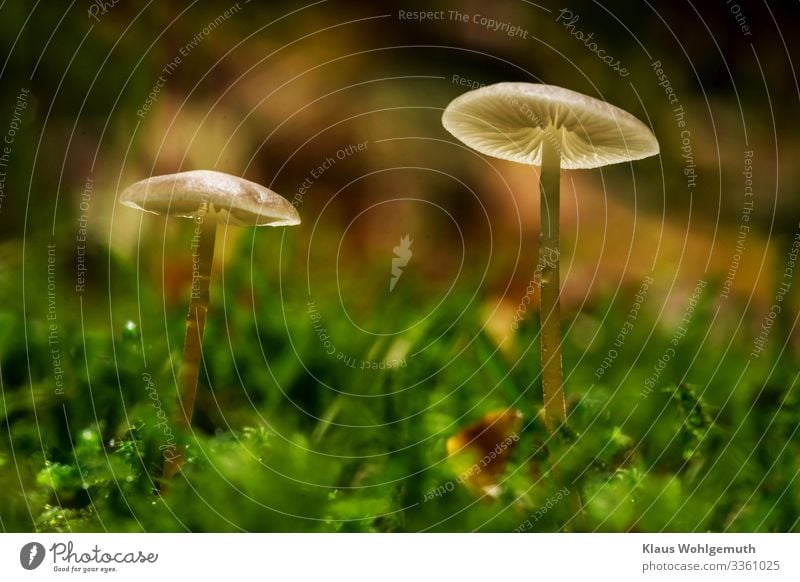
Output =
[{"x1": 1, "y1": 230, "x2": 797, "y2": 532}]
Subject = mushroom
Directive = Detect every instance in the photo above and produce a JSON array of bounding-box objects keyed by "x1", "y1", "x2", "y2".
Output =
[
  {"x1": 442, "y1": 83, "x2": 659, "y2": 433},
  {"x1": 119, "y1": 170, "x2": 300, "y2": 485}
]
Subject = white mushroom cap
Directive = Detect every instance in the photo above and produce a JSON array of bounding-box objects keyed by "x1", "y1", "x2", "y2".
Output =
[
  {"x1": 442, "y1": 82, "x2": 659, "y2": 169},
  {"x1": 119, "y1": 170, "x2": 300, "y2": 226}
]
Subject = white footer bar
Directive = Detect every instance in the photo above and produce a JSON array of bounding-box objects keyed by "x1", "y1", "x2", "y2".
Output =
[{"x1": 1, "y1": 533, "x2": 797, "y2": 581}]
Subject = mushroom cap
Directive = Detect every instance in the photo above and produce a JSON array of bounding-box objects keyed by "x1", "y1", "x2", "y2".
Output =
[
  {"x1": 442, "y1": 82, "x2": 659, "y2": 169},
  {"x1": 119, "y1": 170, "x2": 300, "y2": 226}
]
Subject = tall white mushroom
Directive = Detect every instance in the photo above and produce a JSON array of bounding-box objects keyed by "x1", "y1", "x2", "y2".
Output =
[
  {"x1": 442, "y1": 83, "x2": 659, "y2": 433},
  {"x1": 120, "y1": 170, "x2": 300, "y2": 486}
]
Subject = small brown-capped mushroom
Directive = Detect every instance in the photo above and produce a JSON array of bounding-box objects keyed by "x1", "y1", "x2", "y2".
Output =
[
  {"x1": 120, "y1": 170, "x2": 300, "y2": 488},
  {"x1": 443, "y1": 83, "x2": 659, "y2": 434}
]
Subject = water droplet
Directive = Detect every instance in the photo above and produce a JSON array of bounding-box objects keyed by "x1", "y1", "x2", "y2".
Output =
[{"x1": 122, "y1": 320, "x2": 139, "y2": 341}]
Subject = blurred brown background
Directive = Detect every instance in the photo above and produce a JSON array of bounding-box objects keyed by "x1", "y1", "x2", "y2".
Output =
[{"x1": 1, "y1": 0, "x2": 797, "y2": 321}]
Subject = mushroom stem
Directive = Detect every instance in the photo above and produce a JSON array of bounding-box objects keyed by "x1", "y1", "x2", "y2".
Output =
[
  {"x1": 538, "y1": 136, "x2": 567, "y2": 433},
  {"x1": 162, "y1": 203, "x2": 217, "y2": 487}
]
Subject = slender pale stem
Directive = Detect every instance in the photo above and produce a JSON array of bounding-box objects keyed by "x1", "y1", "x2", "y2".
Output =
[
  {"x1": 161, "y1": 203, "x2": 217, "y2": 488},
  {"x1": 538, "y1": 135, "x2": 566, "y2": 434}
]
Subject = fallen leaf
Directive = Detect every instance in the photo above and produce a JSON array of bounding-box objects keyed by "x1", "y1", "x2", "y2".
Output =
[{"x1": 446, "y1": 408, "x2": 523, "y2": 498}]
